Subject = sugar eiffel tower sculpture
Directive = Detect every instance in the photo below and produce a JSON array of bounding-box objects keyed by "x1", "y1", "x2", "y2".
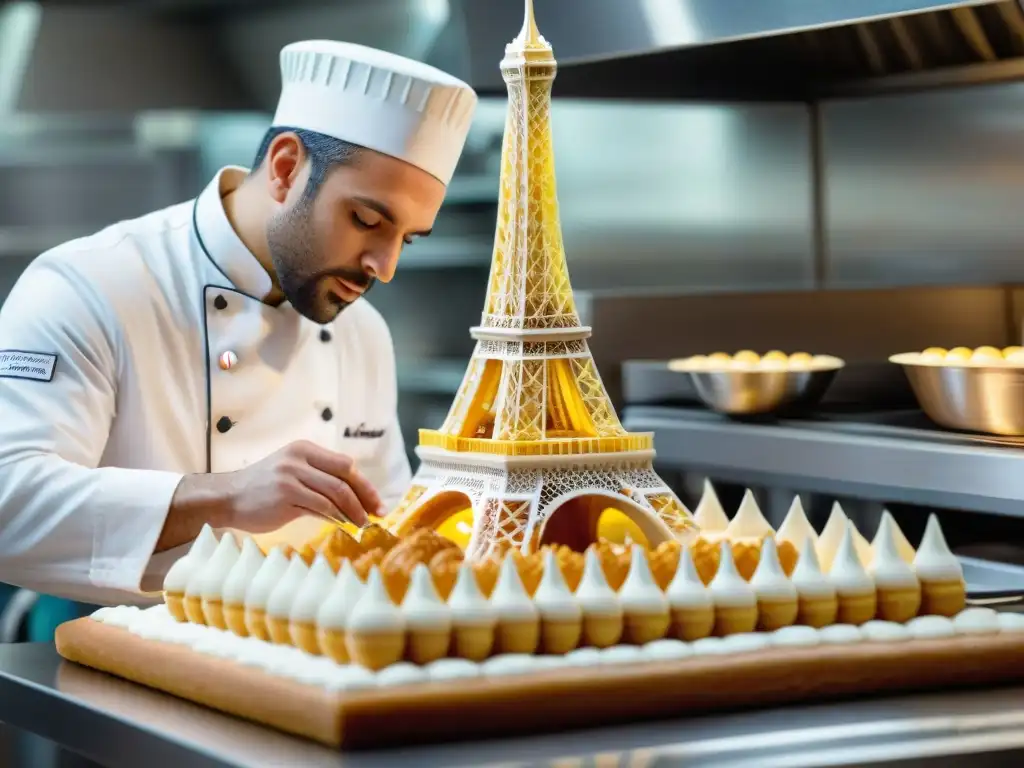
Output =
[{"x1": 387, "y1": 0, "x2": 696, "y2": 559}]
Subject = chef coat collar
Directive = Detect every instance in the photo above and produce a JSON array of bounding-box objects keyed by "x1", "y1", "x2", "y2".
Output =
[{"x1": 193, "y1": 167, "x2": 275, "y2": 301}]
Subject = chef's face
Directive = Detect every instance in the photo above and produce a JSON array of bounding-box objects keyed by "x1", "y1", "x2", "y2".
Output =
[{"x1": 264, "y1": 133, "x2": 445, "y2": 324}]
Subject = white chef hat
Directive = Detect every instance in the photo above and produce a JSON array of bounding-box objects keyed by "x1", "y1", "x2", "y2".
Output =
[{"x1": 272, "y1": 40, "x2": 478, "y2": 186}]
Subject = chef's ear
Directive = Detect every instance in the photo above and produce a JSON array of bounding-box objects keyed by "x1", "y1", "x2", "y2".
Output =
[{"x1": 265, "y1": 132, "x2": 308, "y2": 203}]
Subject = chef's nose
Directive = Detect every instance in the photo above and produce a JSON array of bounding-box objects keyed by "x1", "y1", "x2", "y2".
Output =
[{"x1": 361, "y1": 243, "x2": 400, "y2": 284}]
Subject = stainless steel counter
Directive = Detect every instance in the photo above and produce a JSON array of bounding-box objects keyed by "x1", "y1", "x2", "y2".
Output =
[{"x1": 4, "y1": 642, "x2": 1024, "y2": 767}]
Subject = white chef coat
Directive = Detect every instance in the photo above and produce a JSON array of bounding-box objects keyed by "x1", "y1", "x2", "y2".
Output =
[{"x1": 0, "y1": 167, "x2": 412, "y2": 606}]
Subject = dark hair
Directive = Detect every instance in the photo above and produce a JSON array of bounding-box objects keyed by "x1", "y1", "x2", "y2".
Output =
[{"x1": 251, "y1": 127, "x2": 362, "y2": 203}]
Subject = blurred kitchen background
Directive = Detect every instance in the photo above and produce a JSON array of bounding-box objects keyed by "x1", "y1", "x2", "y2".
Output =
[{"x1": 4, "y1": 0, "x2": 1024, "y2": 640}]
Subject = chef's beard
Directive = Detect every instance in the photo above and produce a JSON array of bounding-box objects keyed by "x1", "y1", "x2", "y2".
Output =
[{"x1": 266, "y1": 202, "x2": 375, "y2": 325}]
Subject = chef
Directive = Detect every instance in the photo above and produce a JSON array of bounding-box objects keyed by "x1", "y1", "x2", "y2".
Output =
[{"x1": 0, "y1": 40, "x2": 478, "y2": 606}]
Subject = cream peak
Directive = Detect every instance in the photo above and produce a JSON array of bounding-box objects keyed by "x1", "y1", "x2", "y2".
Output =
[
  {"x1": 190, "y1": 524, "x2": 219, "y2": 559},
  {"x1": 776, "y1": 496, "x2": 818, "y2": 550},
  {"x1": 625, "y1": 544, "x2": 657, "y2": 587},
  {"x1": 872, "y1": 509, "x2": 916, "y2": 564},
  {"x1": 669, "y1": 545, "x2": 703, "y2": 588},
  {"x1": 492, "y1": 552, "x2": 532, "y2": 601},
  {"x1": 693, "y1": 480, "x2": 729, "y2": 532},
  {"x1": 725, "y1": 490, "x2": 774, "y2": 539},
  {"x1": 579, "y1": 547, "x2": 611, "y2": 591},
  {"x1": 405, "y1": 563, "x2": 443, "y2": 604},
  {"x1": 818, "y1": 503, "x2": 873, "y2": 570},
  {"x1": 752, "y1": 536, "x2": 785, "y2": 580},
  {"x1": 913, "y1": 514, "x2": 963, "y2": 582},
  {"x1": 792, "y1": 537, "x2": 826, "y2": 581},
  {"x1": 450, "y1": 561, "x2": 487, "y2": 604},
  {"x1": 711, "y1": 540, "x2": 744, "y2": 584}
]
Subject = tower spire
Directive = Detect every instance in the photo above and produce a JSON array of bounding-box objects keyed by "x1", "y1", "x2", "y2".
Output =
[{"x1": 510, "y1": 0, "x2": 550, "y2": 57}]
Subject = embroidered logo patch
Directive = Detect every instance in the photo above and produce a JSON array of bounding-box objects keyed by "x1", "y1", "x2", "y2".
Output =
[
  {"x1": 343, "y1": 423, "x2": 385, "y2": 439},
  {"x1": 0, "y1": 350, "x2": 57, "y2": 382}
]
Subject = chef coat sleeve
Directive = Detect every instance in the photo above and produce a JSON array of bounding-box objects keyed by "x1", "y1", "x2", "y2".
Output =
[{"x1": 0, "y1": 256, "x2": 185, "y2": 604}]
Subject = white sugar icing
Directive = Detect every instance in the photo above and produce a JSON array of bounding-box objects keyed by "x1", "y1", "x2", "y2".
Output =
[
  {"x1": 691, "y1": 637, "x2": 728, "y2": 655},
  {"x1": 564, "y1": 647, "x2": 602, "y2": 666},
  {"x1": 861, "y1": 620, "x2": 909, "y2": 642},
  {"x1": 376, "y1": 662, "x2": 428, "y2": 687},
  {"x1": 998, "y1": 613, "x2": 1024, "y2": 633},
  {"x1": 817, "y1": 503, "x2": 872, "y2": 571},
  {"x1": 289, "y1": 554, "x2": 335, "y2": 623},
  {"x1": 708, "y1": 541, "x2": 756, "y2": 608},
  {"x1": 750, "y1": 537, "x2": 797, "y2": 601},
  {"x1": 243, "y1": 547, "x2": 291, "y2": 611},
  {"x1": 666, "y1": 546, "x2": 712, "y2": 610},
  {"x1": 776, "y1": 496, "x2": 818, "y2": 552},
  {"x1": 872, "y1": 509, "x2": 916, "y2": 564},
  {"x1": 533, "y1": 549, "x2": 582, "y2": 621},
  {"x1": 906, "y1": 615, "x2": 955, "y2": 639},
  {"x1": 401, "y1": 563, "x2": 452, "y2": 631},
  {"x1": 316, "y1": 559, "x2": 365, "y2": 630},
  {"x1": 791, "y1": 539, "x2": 836, "y2": 600},
  {"x1": 265, "y1": 555, "x2": 309, "y2": 619},
  {"x1": 600, "y1": 645, "x2": 644, "y2": 664},
  {"x1": 828, "y1": 522, "x2": 875, "y2": 595},
  {"x1": 324, "y1": 665, "x2": 376, "y2": 691},
  {"x1": 192, "y1": 533, "x2": 240, "y2": 600},
  {"x1": 870, "y1": 513, "x2": 920, "y2": 589},
  {"x1": 693, "y1": 480, "x2": 729, "y2": 532},
  {"x1": 721, "y1": 632, "x2": 771, "y2": 653},
  {"x1": 163, "y1": 524, "x2": 218, "y2": 593},
  {"x1": 482, "y1": 654, "x2": 536, "y2": 676},
  {"x1": 575, "y1": 547, "x2": 622, "y2": 618},
  {"x1": 347, "y1": 566, "x2": 405, "y2": 633},
  {"x1": 771, "y1": 625, "x2": 820, "y2": 647},
  {"x1": 489, "y1": 555, "x2": 538, "y2": 622},
  {"x1": 447, "y1": 562, "x2": 496, "y2": 627},
  {"x1": 618, "y1": 546, "x2": 670, "y2": 614},
  {"x1": 725, "y1": 490, "x2": 774, "y2": 540},
  {"x1": 913, "y1": 515, "x2": 964, "y2": 582},
  {"x1": 643, "y1": 638, "x2": 693, "y2": 660},
  {"x1": 222, "y1": 537, "x2": 266, "y2": 605},
  {"x1": 426, "y1": 658, "x2": 481, "y2": 680},
  {"x1": 953, "y1": 607, "x2": 999, "y2": 635},
  {"x1": 818, "y1": 624, "x2": 863, "y2": 644}
]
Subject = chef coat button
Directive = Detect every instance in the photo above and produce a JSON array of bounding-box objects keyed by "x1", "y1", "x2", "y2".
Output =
[
  {"x1": 213, "y1": 295, "x2": 228, "y2": 311},
  {"x1": 216, "y1": 416, "x2": 233, "y2": 434},
  {"x1": 218, "y1": 351, "x2": 238, "y2": 371},
  {"x1": 319, "y1": 328, "x2": 332, "y2": 343},
  {"x1": 321, "y1": 408, "x2": 333, "y2": 422}
]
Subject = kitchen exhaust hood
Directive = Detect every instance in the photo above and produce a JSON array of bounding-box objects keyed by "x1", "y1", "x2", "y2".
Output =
[{"x1": 7, "y1": 0, "x2": 1024, "y2": 111}]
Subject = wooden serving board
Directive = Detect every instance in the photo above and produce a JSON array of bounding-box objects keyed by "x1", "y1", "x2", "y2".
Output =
[{"x1": 55, "y1": 618, "x2": 1024, "y2": 750}]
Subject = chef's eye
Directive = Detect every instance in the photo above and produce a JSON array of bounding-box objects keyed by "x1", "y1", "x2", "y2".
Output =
[{"x1": 351, "y1": 211, "x2": 380, "y2": 230}]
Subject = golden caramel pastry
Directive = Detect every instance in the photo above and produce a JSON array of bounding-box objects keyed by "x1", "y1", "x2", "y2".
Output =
[
  {"x1": 778, "y1": 539, "x2": 799, "y2": 576},
  {"x1": 762, "y1": 350, "x2": 788, "y2": 363},
  {"x1": 922, "y1": 346, "x2": 946, "y2": 357},
  {"x1": 428, "y1": 548, "x2": 464, "y2": 600},
  {"x1": 317, "y1": 528, "x2": 364, "y2": 571},
  {"x1": 358, "y1": 523, "x2": 400, "y2": 553},
  {"x1": 973, "y1": 345, "x2": 1002, "y2": 360},
  {"x1": 649, "y1": 540, "x2": 682, "y2": 591},
  {"x1": 591, "y1": 541, "x2": 631, "y2": 591},
  {"x1": 548, "y1": 545, "x2": 585, "y2": 592},
  {"x1": 472, "y1": 556, "x2": 501, "y2": 598},
  {"x1": 511, "y1": 550, "x2": 545, "y2": 596},
  {"x1": 788, "y1": 352, "x2": 813, "y2": 365},
  {"x1": 689, "y1": 536, "x2": 721, "y2": 585},
  {"x1": 351, "y1": 548, "x2": 386, "y2": 582},
  {"x1": 1003, "y1": 346, "x2": 1024, "y2": 357},
  {"x1": 946, "y1": 347, "x2": 972, "y2": 361},
  {"x1": 733, "y1": 350, "x2": 760, "y2": 364},
  {"x1": 707, "y1": 352, "x2": 732, "y2": 364}
]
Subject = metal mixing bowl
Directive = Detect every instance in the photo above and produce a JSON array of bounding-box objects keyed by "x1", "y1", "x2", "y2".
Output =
[
  {"x1": 667, "y1": 357, "x2": 844, "y2": 416},
  {"x1": 890, "y1": 352, "x2": 1024, "y2": 436}
]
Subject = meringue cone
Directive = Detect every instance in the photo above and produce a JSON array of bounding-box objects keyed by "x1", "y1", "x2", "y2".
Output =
[
  {"x1": 318, "y1": 628, "x2": 349, "y2": 664},
  {"x1": 495, "y1": 619, "x2": 541, "y2": 654},
  {"x1": 714, "y1": 605, "x2": 758, "y2": 636},
  {"x1": 920, "y1": 579, "x2": 966, "y2": 617},
  {"x1": 876, "y1": 585, "x2": 921, "y2": 624},
  {"x1": 201, "y1": 597, "x2": 227, "y2": 630},
  {"x1": 223, "y1": 602, "x2": 247, "y2": 637},
  {"x1": 344, "y1": 567, "x2": 406, "y2": 671},
  {"x1": 671, "y1": 606, "x2": 715, "y2": 640},
  {"x1": 797, "y1": 595, "x2": 838, "y2": 628},
  {"x1": 164, "y1": 591, "x2": 186, "y2": 622},
  {"x1": 451, "y1": 625, "x2": 495, "y2": 661},
  {"x1": 290, "y1": 620, "x2": 320, "y2": 655},
  {"x1": 244, "y1": 607, "x2": 270, "y2": 641},
  {"x1": 836, "y1": 591, "x2": 877, "y2": 626},
  {"x1": 267, "y1": 616, "x2": 293, "y2": 645},
  {"x1": 757, "y1": 599, "x2": 798, "y2": 632},
  {"x1": 347, "y1": 629, "x2": 406, "y2": 671},
  {"x1": 183, "y1": 595, "x2": 205, "y2": 625}
]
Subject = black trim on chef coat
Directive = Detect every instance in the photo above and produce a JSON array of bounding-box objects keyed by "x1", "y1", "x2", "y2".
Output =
[{"x1": 192, "y1": 197, "x2": 267, "y2": 473}]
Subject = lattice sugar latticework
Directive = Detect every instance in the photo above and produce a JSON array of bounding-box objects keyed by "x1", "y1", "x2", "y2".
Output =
[{"x1": 386, "y1": 0, "x2": 696, "y2": 559}]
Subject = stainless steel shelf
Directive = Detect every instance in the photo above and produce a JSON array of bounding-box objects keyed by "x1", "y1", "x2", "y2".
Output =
[{"x1": 625, "y1": 405, "x2": 1024, "y2": 517}]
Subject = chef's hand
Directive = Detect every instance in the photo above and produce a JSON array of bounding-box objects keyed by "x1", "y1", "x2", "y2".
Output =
[
  {"x1": 224, "y1": 441, "x2": 382, "y2": 531},
  {"x1": 159, "y1": 441, "x2": 383, "y2": 552}
]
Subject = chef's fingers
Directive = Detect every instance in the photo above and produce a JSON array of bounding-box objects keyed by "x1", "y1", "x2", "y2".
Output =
[
  {"x1": 294, "y1": 463, "x2": 370, "y2": 527},
  {"x1": 299, "y1": 444, "x2": 381, "y2": 520},
  {"x1": 288, "y1": 482, "x2": 348, "y2": 525}
]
